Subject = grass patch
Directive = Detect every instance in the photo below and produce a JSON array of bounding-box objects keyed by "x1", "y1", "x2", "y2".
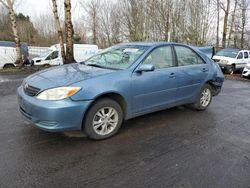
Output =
[
  {"x1": 0, "y1": 66, "x2": 45, "y2": 75},
  {"x1": 225, "y1": 74, "x2": 250, "y2": 82}
]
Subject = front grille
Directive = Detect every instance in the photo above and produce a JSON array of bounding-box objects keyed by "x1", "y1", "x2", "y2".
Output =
[
  {"x1": 213, "y1": 59, "x2": 220, "y2": 62},
  {"x1": 24, "y1": 84, "x2": 40, "y2": 96}
]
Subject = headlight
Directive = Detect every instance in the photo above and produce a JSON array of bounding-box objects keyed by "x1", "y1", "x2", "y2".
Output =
[
  {"x1": 220, "y1": 60, "x2": 229, "y2": 64},
  {"x1": 36, "y1": 87, "x2": 81, "y2": 100}
]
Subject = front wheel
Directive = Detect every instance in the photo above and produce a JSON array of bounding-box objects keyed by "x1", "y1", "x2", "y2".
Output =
[
  {"x1": 192, "y1": 84, "x2": 213, "y2": 111},
  {"x1": 225, "y1": 65, "x2": 235, "y2": 74},
  {"x1": 84, "y1": 98, "x2": 123, "y2": 140}
]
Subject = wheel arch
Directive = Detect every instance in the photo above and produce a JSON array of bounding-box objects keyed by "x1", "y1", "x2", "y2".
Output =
[
  {"x1": 3, "y1": 63, "x2": 15, "y2": 69},
  {"x1": 206, "y1": 80, "x2": 221, "y2": 96},
  {"x1": 81, "y1": 92, "x2": 128, "y2": 129}
]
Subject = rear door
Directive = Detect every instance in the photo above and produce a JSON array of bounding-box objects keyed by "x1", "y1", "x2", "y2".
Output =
[{"x1": 173, "y1": 45, "x2": 209, "y2": 102}]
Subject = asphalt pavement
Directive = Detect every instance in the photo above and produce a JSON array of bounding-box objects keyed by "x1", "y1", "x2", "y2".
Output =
[{"x1": 0, "y1": 73, "x2": 250, "y2": 188}]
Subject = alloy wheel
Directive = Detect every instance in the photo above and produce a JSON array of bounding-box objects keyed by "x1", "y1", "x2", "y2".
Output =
[
  {"x1": 92, "y1": 107, "x2": 119, "y2": 136},
  {"x1": 200, "y1": 88, "x2": 211, "y2": 107}
]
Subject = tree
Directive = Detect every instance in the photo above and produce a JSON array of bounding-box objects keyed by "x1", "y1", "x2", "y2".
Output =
[
  {"x1": 216, "y1": 0, "x2": 220, "y2": 49},
  {"x1": 64, "y1": 0, "x2": 75, "y2": 63},
  {"x1": 238, "y1": 0, "x2": 250, "y2": 48},
  {"x1": 16, "y1": 13, "x2": 37, "y2": 44},
  {"x1": 221, "y1": 0, "x2": 231, "y2": 48},
  {"x1": 81, "y1": 0, "x2": 100, "y2": 45},
  {"x1": 51, "y1": 0, "x2": 66, "y2": 64},
  {"x1": 227, "y1": 0, "x2": 237, "y2": 47},
  {"x1": 0, "y1": 0, "x2": 23, "y2": 65}
]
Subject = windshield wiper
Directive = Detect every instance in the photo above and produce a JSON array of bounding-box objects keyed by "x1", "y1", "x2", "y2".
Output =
[
  {"x1": 86, "y1": 63, "x2": 107, "y2": 69},
  {"x1": 86, "y1": 63, "x2": 122, "y2": 70}
]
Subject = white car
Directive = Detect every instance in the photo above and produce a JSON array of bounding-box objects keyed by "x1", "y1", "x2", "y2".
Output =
[
  {"x1": 32, "y1": 44, "x2": 99, "y2": 66},
  {"x1": 213, "y1": 48, "x2": 250, "y2": 74}
]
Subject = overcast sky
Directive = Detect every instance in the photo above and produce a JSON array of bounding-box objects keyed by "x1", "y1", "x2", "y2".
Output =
[{"x1": 15, "y1": 0, "x2": 83, "y2": 22}]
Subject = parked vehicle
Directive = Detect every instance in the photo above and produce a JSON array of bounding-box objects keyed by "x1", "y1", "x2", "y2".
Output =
[
  {"x1": 31, "y1": 44, "x2": 98, "y2": 66},
  {"x1": 0, "y1": 41, "x2": 29, "y2": 69},
  {"x1": 18, "y1": 42, "x2": 224, "y2": 140},
  {"x1": 242, "y1": 63, "x2": 250, "y2": 78},
  {"x1": 213, "y1": 48, "x2": 250, "y2": 74}
]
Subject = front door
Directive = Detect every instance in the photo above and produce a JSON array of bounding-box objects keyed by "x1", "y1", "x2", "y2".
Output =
[
  {"x1": 235, "y1": 51, "x2": 250, "y2": 69},
  {"x1": 131, "y1": 45, "x2": 177, "y2": 114}
]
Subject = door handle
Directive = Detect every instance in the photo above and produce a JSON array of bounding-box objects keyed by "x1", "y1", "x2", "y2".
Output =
[
  {"x1": 169, "y1": 72, "x2": 176, "y2": 78},
  {"x1": 202, "y1": 68, "x2": 208, "y2": 72}
]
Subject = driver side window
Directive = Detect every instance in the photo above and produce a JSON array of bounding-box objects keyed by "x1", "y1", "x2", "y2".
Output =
[
  {"x1": 51, "y1": 51, "x2": 59, "y2": 59},
  {"x1": 46, "y1": 51, "x2": 59, "y2": 60},
  {"x1": 237, "y1": 52, "x2": 243, "y2": 59},
  {"x1": 142, "y1": 46, "x2": 173, "y2": 69}
]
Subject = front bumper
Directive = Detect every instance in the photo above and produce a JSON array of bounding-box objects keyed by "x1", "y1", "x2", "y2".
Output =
[
  {"x1": 242, "y1": 67, "x2": 250, "y2": 77},
  {"x1": 17, "y1": 86, "x2": 93, "y2": 132},
  {"x1": 218, "y1": 63, "x2": 230, "y2": 70}
]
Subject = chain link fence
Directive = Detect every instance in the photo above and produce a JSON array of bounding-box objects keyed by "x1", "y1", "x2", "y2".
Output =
[{"x1": 28, "y1": 46, "x2": 49, "y2": 59}]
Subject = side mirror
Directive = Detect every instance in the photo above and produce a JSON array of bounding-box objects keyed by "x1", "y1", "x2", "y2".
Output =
[{"x1": 137, "y1": 64, "x2": 155, "y2": 72}]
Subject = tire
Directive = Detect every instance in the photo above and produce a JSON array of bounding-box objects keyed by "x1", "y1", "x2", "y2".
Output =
[
  {"x1": 84, "y1": 98, "x2": 123, "y2": 140},
  {"x1": 192, "y1": 84, "x2": 213, "y2": 111},
  {"x1": 43, "y1": 64, "x2": 50, "y2": 68},
  {"x1": 225, "y1": 65, "x2": 235, "y2": 74}
]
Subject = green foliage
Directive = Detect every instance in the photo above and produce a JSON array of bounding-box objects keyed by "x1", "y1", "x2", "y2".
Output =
[{"x1": 0, "y1": 12, "x2": 37, "y2": 44}]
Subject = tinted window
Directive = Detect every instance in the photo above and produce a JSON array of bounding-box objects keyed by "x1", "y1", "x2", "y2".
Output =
[
  {"x1": 142, "y1": 46, "x2": 173, "y2": 69},
  {"x1": 244, "y1": 52, "x2": 249, "y2": 59},
  {"x1": 46, "y1": 51, "x2": 59, "y2": 60},
  {"x1": 237, "y1": 52, "x2": 243, "y2": 59},
  {"x1": 174, "y1": 46, "x2": 204, "y2": 66},
  {"x1": 51, "y1": 51, "x2": 59, "y2": 59}
]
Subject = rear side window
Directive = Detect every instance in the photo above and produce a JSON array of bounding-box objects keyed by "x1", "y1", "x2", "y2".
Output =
[
  {"x1": 174, "y1": 46, "x2": 205, "y2": 66},
  {"x1": 244, "y1": 52, "x2": 249, "y2": 59}
]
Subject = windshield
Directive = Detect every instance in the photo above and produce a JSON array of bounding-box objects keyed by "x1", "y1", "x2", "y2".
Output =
[
  {"x1": 39, "y1": 49, "x2": 53, "y2": 58},
  {"x1": 83, "y1": 45, "x2": 148, "y2": 70},
  {"x1": 215, "y1": 49, "x2": 240, "y2": 58}
]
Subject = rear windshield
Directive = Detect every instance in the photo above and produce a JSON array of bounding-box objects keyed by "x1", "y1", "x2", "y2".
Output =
[{"x1": 215, "y1": 49, "x2": 240, "y2": 58}]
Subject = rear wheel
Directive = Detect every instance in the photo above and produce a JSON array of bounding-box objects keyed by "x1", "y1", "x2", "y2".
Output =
[
  {"x1": 84, "y1": 98, "x2": 123, "y2": 140},
  {"x1": 192, "y1": 84, "x2": 213, "y2": 111},
  {"x1": 43, "y1": 64, "x2": 51, "y2": 68}
]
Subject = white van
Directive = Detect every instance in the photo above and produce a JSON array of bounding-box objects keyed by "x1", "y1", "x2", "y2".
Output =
[
  {"x1": 0, "y1": 46, "x2": 17, "y2": 69},
  {"x1": 213, "y1": 48, "x2": 250, "y2": 74},
  {"x1": 32, "y1": 44, "x2": 98, "y2": 66},
  {"x1": 0, "y1": 41, "x2": 29, "y2": 69}
]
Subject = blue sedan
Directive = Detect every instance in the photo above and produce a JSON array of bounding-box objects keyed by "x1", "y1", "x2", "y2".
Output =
[{"x1": 17, "y1": 42, "x2": 224, "y2": 140}]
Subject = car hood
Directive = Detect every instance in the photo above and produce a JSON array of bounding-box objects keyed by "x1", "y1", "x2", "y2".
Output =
[
  {"x1": 24, "y1": 63, "x2": 116, "y2": 90},
  {"x1": 32, "y1": 57, "x2": 44, "y2": 61},
  {"x1": 213, "y1": 56, "x2": 234, "y2": 61}
]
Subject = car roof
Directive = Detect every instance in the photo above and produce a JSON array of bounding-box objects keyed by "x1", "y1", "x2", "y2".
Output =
[
  {"x1": 117, "y1": 41, "x2": 178, "y2": 47},
  {"x1": 220, "y1": 48, "x2": 242, "y2": 51}
]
